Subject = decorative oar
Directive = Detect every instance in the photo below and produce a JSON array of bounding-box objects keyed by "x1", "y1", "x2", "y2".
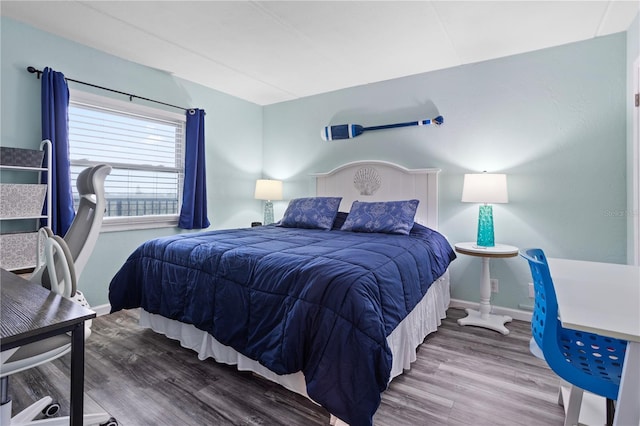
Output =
[{"x1": 321, "y1": 115, "x2": 443, "y2": 141}]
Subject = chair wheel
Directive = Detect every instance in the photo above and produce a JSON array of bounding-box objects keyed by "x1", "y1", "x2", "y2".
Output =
[
  {"x1": 42, "y1": 402, "x2": 61, "y2": 417},
  {"x1": 100, "y1": 417, "x2": 118, "y2": 426}
]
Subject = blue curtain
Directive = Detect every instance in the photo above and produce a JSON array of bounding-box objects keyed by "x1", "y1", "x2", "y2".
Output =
[
  {"x1": 179, "y1": 108, "x2": 210, "y2": 229},
  {"x1": 41, "y1": 67, "x2": 75, "y2": 236}
]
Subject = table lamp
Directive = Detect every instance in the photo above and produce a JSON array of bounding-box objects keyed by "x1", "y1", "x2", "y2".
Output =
[
  {"x1": 254, "y1": 179, "x2": 283, "y2": 225},
  {"x1": 461, "y1": 173, "x2": 508, "y2": 247}
]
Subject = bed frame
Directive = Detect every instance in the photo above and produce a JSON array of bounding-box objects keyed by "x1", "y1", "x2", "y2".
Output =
[
  {"x1": 138, "y1": 161, "x2": 449, "y2": 425},
  {"x1": 313, "y1": 160, "x2": 440, "y2": 230}
]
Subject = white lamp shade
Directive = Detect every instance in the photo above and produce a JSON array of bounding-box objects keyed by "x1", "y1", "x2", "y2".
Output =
[
  {"x1": 254, "y1": 179, "x2": 283, "y2": 201},
  {"x1": 461, "y1": 173, "x2": 508, "y2": 204}
]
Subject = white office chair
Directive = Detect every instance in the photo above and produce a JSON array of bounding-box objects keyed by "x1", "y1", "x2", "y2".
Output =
[
  {"x1": 0, "y1": 165, "x2": 117, "y2": 425},
  {"x1": 31, "y1": 164, "x2": 113, "y2": 295}
]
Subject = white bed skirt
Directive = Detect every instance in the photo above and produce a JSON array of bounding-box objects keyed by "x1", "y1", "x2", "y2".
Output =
[{"x1": 138, "y1": 269, "x2": 450, "y2": 423}]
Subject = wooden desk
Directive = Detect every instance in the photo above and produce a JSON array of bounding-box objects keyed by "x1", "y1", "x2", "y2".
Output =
[
  {"x1": 548, "y1": 259, "x2": 640, "y2": 426},
  {"x1": 0, "y1": 269, "x2": 96, "y2": 426}
]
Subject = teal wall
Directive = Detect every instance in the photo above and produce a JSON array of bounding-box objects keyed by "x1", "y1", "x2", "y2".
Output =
[
  {"x1": 1, "y1": 16, "x2": 633, "y2": 313},
  {"x1": 1, "y1": 18, "x2": 264, "y2": 306},
  {"x1": 263, "y1": 33, "x2": 628, "y2": 311}
]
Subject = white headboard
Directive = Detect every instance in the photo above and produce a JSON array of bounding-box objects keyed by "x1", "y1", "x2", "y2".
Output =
[{"x1": 312, "y1": 160, "x2": 440, "y2": 230}]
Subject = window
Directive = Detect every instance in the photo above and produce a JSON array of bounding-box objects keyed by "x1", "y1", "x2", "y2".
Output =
[{"x1": 68, "y1": 90, "x2": 185, "y2": 231}]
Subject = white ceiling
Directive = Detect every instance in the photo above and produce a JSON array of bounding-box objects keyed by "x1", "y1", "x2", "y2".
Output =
[{"x1": 2, "y1": 1, "x2": 638, "y2": 106}]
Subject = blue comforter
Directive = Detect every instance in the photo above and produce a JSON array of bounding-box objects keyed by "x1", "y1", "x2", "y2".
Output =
[{"x1": 109, "y1": 223, "x2": 455, "y2": 425}]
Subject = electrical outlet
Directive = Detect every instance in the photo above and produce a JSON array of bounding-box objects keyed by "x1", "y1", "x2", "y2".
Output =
[
  {"x1": 528, "y1": 282, "x2": 535, "y2": 298},
  {"x1": 491, "y1": 279, "x2": 499, "y2": 293}
]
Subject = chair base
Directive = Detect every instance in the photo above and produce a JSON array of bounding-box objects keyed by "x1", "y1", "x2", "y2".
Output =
[
  {"x1": 1, "y1": 396, "x2": 113, "y2": 425},
  {"x1": 529, "y1": 337, "x2": 545, "y2": 360},
  {"x1": 559, "y1": 382, "x2": 609, "y2": 426}
]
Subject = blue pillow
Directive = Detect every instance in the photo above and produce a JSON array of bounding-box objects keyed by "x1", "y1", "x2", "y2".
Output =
[
  {"x1": 278, "y1": 197, "x2": 342, "y2": 230},
  {"x1": 340, "y1": 199, "x2": 419, "y2": 235}
]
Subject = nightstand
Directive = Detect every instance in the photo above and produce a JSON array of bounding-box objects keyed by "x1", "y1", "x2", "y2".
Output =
[{"x1": 454, "y1": 242, "x2": 519, "y2": 335}]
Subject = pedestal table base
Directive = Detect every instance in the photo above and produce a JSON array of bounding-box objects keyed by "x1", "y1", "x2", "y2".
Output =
[{"x1": 457, "y1": 308, "x2": 512, "y2": 335}]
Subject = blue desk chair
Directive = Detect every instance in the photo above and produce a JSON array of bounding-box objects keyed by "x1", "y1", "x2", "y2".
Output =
[{"x1": 521, "y1": 248, "x2": 626, "y2": 426}]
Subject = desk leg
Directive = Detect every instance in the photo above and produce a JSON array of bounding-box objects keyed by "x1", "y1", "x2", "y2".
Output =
[
  {"x1": 70, "y1": 322, "x2": 85, "y2": 426},
  {"x1": 458, "y1": 257, "x2": 512, "y2": 335},
  {"x1": 613, "y1": 341, "x2": 639, "y2": 426}
]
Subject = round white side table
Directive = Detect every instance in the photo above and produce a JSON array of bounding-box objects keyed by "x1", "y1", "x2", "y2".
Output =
[{"x1": 454, "y1": 242, "x2": 519, "y2": 335}]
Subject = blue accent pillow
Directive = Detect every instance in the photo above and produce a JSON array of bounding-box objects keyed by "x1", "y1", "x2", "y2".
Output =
[
  {"x1": 278, "y1": 197, "x2": 342, "y2": 230},
  {"x1": 340, "y1": 199, "x2": 420, "y2": 235},
  {"x1": 331, "y1": 211, "x2": 349, "y2": 230}
]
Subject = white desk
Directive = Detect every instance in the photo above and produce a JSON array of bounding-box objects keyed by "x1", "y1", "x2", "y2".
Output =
[{"x1": 548, "y1": 258, "x2": 640, "y2": 426}]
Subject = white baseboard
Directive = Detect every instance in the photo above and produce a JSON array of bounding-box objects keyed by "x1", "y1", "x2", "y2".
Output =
[
  {"x1": 449, "y1": 298, "x2": 532, "y2": 322},
  {"x1": 92, "y1": 303, "x2": 111, "y2": 317}
]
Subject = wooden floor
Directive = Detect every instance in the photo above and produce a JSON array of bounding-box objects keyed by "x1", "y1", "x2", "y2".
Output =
[{"x1": 8, "y1": 308, "x2": 566, "y2": 425}]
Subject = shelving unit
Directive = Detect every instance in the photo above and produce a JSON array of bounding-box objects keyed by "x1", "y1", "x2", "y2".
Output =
[{"x1": 0, "y1": 140, "x2": 52, "y2": 271}]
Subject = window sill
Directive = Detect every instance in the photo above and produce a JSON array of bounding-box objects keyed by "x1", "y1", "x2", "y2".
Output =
[{"x1": 101, "y1": 215, "x2": 179, "y2": 232}]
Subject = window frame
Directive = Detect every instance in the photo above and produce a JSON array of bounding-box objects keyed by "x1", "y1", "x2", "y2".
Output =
[{"x1": 68, "y1": 89, "x2": 186, "y2": 232}]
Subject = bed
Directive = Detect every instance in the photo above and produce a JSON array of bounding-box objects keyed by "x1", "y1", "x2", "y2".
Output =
[{"x1": 108, "y1": 161, "x2": 456, "y2": 426}]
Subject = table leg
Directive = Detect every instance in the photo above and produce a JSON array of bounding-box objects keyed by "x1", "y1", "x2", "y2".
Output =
[
  {"x1": 458, "y1": 256, "x2": 512, "y2": 334},
  {"x1": 613, "y1": 341, "x2": 639, "y2": 426},
  {"x1": 478, "y1": 257, "x2": 492, "y2": 317},
  {"x1": 70, "y1": 322, "x2": 85, "y2": 426}
]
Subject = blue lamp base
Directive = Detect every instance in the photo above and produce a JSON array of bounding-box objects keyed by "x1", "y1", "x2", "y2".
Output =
[
  {"x1": 263, "y1": 200, "x2": 274, "y2": 225},
  {"x1": 476, "y1": 204, "x2": 495, "y2": 247}
]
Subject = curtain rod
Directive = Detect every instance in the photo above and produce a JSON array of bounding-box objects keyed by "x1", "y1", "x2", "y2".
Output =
[{"x1": 27, "y1": 66, "x2": 189, "y2": 113}]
